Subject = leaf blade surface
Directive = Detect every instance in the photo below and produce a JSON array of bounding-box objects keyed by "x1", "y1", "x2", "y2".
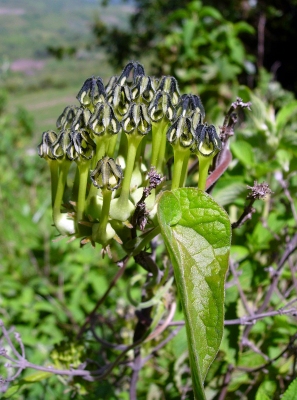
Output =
[{"x1": 157, "y1": 188, "x2": 231, "y2": 399}]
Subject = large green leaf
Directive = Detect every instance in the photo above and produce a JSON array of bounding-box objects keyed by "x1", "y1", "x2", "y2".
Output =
[
  {"x1": 157, "y1": 188, "x2": 231, "y2": 399},
  {"x1": 282, "y1": 377, "x2": 297, "y2": 400}
]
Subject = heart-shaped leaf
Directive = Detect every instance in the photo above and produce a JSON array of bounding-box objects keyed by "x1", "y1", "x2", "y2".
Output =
[{"x1": 157, "y1": 188, "x2": 231, "y2": 399}]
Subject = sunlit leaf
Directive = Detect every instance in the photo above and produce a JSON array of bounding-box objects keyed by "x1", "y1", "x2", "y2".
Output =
[
  {"x1": 282, "y1": 377, "x2": 297, "y2": 400},
  {"x1": 157, "y1": 188, "x2": 231, "y2": 399}
]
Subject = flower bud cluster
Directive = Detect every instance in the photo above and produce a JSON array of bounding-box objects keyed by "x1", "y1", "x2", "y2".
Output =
[{"x1": 38, "y1": 62, "x2": 222, "y2": 252}]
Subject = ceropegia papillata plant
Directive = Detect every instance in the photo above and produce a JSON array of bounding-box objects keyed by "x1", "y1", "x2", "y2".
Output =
[{"x1": 36, "y1": 61, "x2": 250, "y2": 399}]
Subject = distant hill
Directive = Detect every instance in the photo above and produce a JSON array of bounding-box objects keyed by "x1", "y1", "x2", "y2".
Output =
[
  {"x1": 0, "y1": 0, "x2": 133, "y2": 134},
  {"x1": 0, "y1": 0, "x2": 133, "y2": 60}
]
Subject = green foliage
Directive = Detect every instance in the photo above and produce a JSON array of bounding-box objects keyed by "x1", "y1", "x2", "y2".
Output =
[
  {"x1": 94, "y1": 0, "x2": 255, "y2": 108},
  {"x1": 281, "y1": 377, "x2": 297, "y2": 400},
  {"x1": 154, "y1": 2, "x2": 254, "y2": 95}
]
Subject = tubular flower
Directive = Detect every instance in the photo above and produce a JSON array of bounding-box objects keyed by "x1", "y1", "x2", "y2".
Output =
[
  {"x1": 121, "y1": 103, "x2": 151, "y2": 136},
  {"x1": 175, "y1": 94, "x2": 205, "y2": 120},
  {"x1": 66, "y1": 129, "x2": 95, "y2": 161},
  {"x1": 38, "y1": 130, "x2": 58, "y2": 160},
  {"x1": 38, "y1": 60, "x2": 227, "y2": 252},
  {"x1": 51, "y1": 130, "x2": 72, "y2": 160},
  {"x1": 148, "y1": 91, "x2": 175, "y2": 123},
  {"x1": 89, "y1": 102, "x2": 121, "y2": 136},
  {"x1": 167, "y1": 116, "x2": 194, "y2": 148},
  {"x1": 131, "y1": 75, "x2": 156, "y2": 104},
  {"x1": 156, "y1": 76, "x2": 180, "y2": 106},
  {"x1": 117, "y1": 61, "x2": 145, "y2": 86},
  {"x1": 108, "y1": 83, "x2": 132, "y2": 118},
  {"x1": 76, "y1": 76, "x2": 106, "y2": 109},
  {"x1": 56, "y1": 106, "x2": 80, "y2": 130},
  {"x1": 148, "y1": 90, "x2": 176, "y2": 172},
  {"x1": 192, "y1": 123, "x2": 222, "y2": 157},
  {"x1": 90, "y1": 156, "x2": 123, "y2": 191},
  {"x1": 167, "y1": 116, "x2": 194, "y2": 190},
  {"x1": 191, "y1": 123, "x2": 222, "y2": 190}
]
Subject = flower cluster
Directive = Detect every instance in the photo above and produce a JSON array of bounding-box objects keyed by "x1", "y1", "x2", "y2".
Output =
[{"x1": 38, "y1": 62, "x2": 222, "y2": 252}]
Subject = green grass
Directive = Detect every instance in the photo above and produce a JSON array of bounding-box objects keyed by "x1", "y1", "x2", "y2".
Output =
[{"x1": 0, "y1": 0, "x2": 133, "y2": 59}]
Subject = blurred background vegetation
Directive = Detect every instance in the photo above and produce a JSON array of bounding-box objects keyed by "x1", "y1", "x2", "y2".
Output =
[{"x1": 1, "y1": 0, "x2": 297, "y2": 398}]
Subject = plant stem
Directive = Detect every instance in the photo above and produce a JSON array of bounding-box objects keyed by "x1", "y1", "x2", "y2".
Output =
[
  {"x1": 86, "y1": 137, "x2": 108, "y2": 207},
  {"x1": 106, "y1": 133, "x2": 118, "y2": 157},
  {"x1": 71, "y1": 165, "x2": 80, "y2": 204},
  {"x1": 151, "y1": 119, "x2": 167, "y2": 171},
  {"x1": 197, "y1": 155, "x2": 212, "y2": 191},
  {"x1": 156, "y1": 122, "x2": 169, "y2": 173},
  {"x1": 96, "y1": 188, "x2": 112, "y2": 243},
  {"x1": 117, "y1": 136, "x2": 142, "y2": 208},
  {"x1": 49, "y1": 160, "x2": 59, "y2": 207},
  {"x1": 53, "y1": 161, "x2": 71, "y2": 228},
  {"x1": 171, "y1": 146, "x2": 188, "y2": 190},
  {"x1": 179, "y1": 151, "x2": 191, "y2": 187},
  {"x1": 76, "y1": 161, "x2": 90, "y2": 228}
]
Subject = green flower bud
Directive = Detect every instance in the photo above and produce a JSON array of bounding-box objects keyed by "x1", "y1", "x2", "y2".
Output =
[
  {"x1": 108, "y1": 84, "x2": 132, "y2": 118},
  {"x1": 52, "y1": 130, "x2": 72, "y2": 159},
  {"x1": 90, "y1": 156, "x2": 123, "y2": 191},
  {"x1": 118, "y1": 61, "x2": 145, "y2": 86},
  {"x1": 151, "y1": 77, "x2": 159, "y2": 89},
  {"x1": 105, "y1": 75, "x2": 118, "y2": 94},
  {"x1": 72, "y1": 107, "x2": 91, "y2": 131},
  {"x1": 38, "y1": 130, "x2": 58, "y2": 160},
  {"x1": 56, "y1": 106, "x2": 79, "y2": 130},
  {"x1": 191, "y1": 124, "x2": 222, "y2": 190},
  {"x1": 167, "y1": 116, "x2": 194, "y2": 148},
  {"x1": 131, "y1": 75, "x2": 156, "y2": 104},
  {"x1": 121, "y1": 103, "x2": 151, "y2": 135},
  {"x1": 191, "y1": 123, "x2": 222, "y2": 156},
  {"x1": 156, "y1": 76, "x2": 180, "y2": 105},
  {"x1": 88, "y1": 102, "x2": 121, "y2": 136},
  {"x1": 76, "y1": 76, "x2": 106, "y2": 108},
  {"x1": 66, "y1": 129, "x2": 95, "y2": 161},
  {"x1": 175, "y1": 94, "x2": 205, "y2": 120},
  {"x1": 148, "y1": 91, "x2": 175, "y2": 122},
  {"x1": 191, "y1": 109, "x2": 204, "y2": 131}
]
